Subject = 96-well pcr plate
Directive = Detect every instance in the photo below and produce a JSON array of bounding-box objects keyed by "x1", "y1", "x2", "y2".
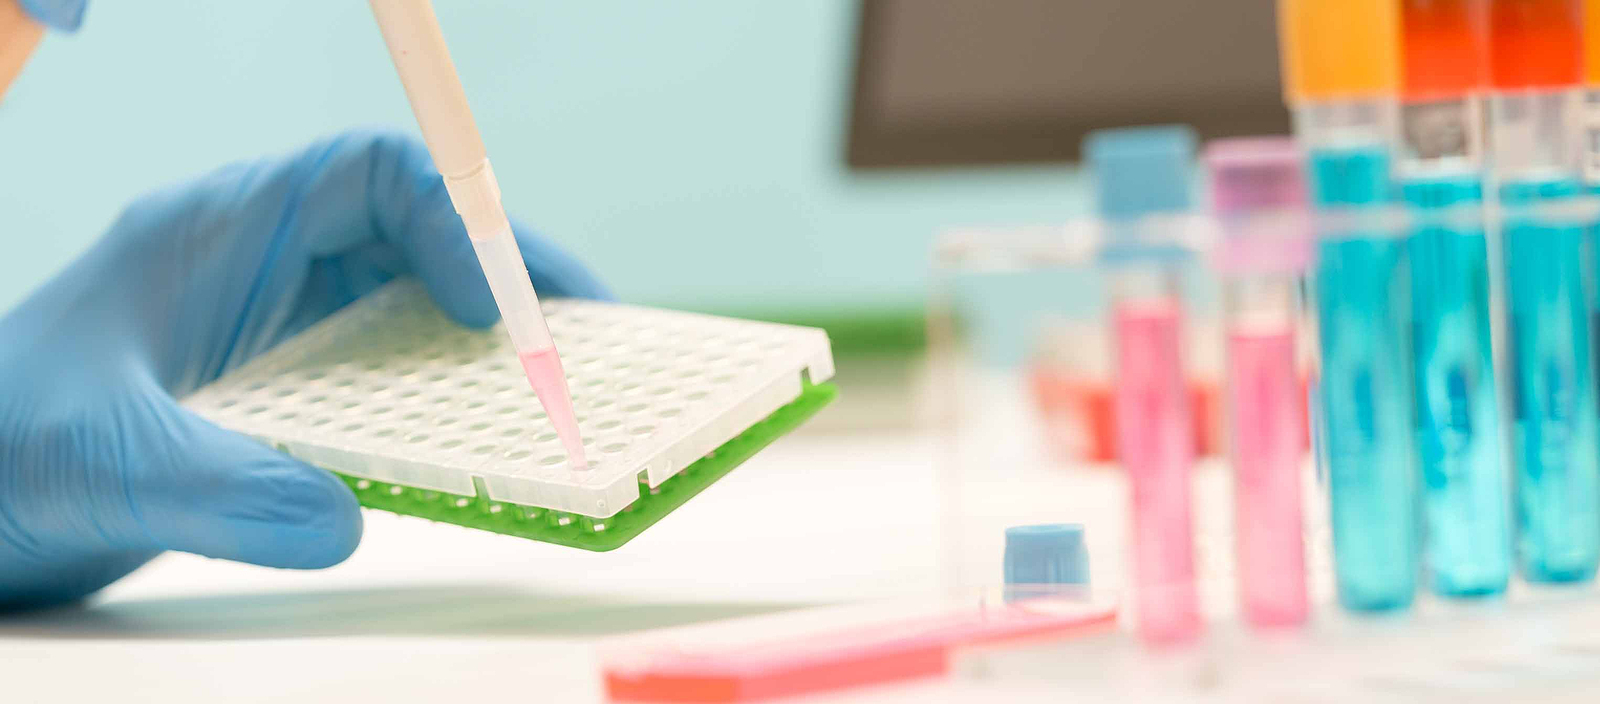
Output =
[{"x1": 182, "y1": 279, "x2": 836, "y2": 550}]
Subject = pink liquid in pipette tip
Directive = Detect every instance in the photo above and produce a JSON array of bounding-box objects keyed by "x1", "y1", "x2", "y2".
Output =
[
  {"x1": 1114, "y1": 300, "x2": 1201, "y2": 645},
  {"x1": 518, "y1": 347, "x2": 590, "y2": 471},
  {"x1": 1226, "y1": 326, "x2": 1308, "y2": 628}
]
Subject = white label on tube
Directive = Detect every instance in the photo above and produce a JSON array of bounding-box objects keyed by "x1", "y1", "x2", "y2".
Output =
[{"x1": 1584, "y1": 90, "x2": 1600, "y2": 185}]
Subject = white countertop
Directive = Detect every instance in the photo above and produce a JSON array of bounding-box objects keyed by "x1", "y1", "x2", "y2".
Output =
[
  {"x1": 0, "y1": 430, "x2": 969, "y2": 702},
  {"x1": 12, "y1": 378, "x2": 1586, "y2": 703}
]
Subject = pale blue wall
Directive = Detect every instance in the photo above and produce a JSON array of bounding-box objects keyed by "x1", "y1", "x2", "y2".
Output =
[{"x1": 0, "y1": 0, "x2": 1087, "y2": 316}]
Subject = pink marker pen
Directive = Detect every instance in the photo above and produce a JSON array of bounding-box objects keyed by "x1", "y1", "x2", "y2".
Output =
[
  {"x1": 1205, "y1": 137, "x2": 1313, "y2": 628},
  {"x1": 1085, "y1": 126, "x2": 1202, "y2": 645}
]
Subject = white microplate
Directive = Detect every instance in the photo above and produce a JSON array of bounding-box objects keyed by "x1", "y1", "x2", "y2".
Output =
[{"x1": 183, "y1": 280, "x2": 835, "y2": 518}]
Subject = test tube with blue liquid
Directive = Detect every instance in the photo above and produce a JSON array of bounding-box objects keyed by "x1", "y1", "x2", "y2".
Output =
[
  {"x1": 1586, "y1": 1, "x2": 1600, "y2": 507},
  {"x1": 1398, "y1": 0, "x2": 1511, "y2": 598},
  {"x1": 1587, "y1": 0, "x2": 1600, "y2": 192},
  {"x1": 1280, "y1": 0, "x2": 1420, "y2": 611},
  {"x1": 1486, "y1": 0, "x2": 1600, "y2": 584}
]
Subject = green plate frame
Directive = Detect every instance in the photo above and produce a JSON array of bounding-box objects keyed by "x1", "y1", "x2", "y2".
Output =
[{"x1": 333, "y1": 382, "x2": 837, "y2": 551}]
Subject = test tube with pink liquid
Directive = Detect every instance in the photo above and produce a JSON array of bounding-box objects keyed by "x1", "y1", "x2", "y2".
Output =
[
  {"x1": 1205, "y1": 137, "x2": 1314, "y2": 629},
  {"x1": 1085, "y1": 126, "x2": 1202, "y2": 645}
]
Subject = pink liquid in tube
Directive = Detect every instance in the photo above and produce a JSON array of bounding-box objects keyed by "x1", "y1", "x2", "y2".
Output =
[
  {"x1": 1226, "y1": 325, "x2": 1308, "y2": 628},
  {"x1": 1114, "y1": 299, "x2": 1201, "y2": 645},
  {"x1": 519, "y1": 347, "x2": 590, "y2": 471}
]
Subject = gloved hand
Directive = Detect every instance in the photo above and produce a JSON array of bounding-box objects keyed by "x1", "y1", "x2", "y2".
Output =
[
  {"x1": 0, "y1": 131, "x2": 608, "y2": 610},
  {"x1": 18, "y1": 0, "x2": 85, "y2": 31}
]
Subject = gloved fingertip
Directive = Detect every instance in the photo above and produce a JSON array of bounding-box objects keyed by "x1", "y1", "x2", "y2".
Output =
[
  {"x1": 18, "y1": 0, "x2": 87, "y2": 32},
  {"x1": 513, "y1": 226, "x2": 614, "y2": 301},
  {"x1": 428, "y1": 282, "x2": 501, "y2": 330},
  {"x1": 556, "y1": 268, "x2": 617, "y2": 302},
  {"x1": 403, "y1": 213, "x2": 502, "y2": 329},
  {"x1": 250, "y1": 465, "x2": 364, "y2": 569},
  {"x1": 141, "y1": 415, "x2": 365, "y2": 569}
]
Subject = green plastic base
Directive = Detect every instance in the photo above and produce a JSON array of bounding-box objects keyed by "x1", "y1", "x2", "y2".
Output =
[{"x1": 334, "y1": 382, "x2": 837, "y2": 551}]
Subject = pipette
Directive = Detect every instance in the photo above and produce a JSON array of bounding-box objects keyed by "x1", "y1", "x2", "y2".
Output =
[
  {"x1": 1398, "y1": 0, "x2": 1511, "y2": 598},
  {"x1": 1279, "y1": 0, "x2": 1420, "y2": 612},
  {"x1": 367, "y1": 0, "x2": 588, "y2": 471}
]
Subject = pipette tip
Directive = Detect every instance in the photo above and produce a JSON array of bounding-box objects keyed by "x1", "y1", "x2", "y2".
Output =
[{"x1": 519, "y1": 347, "x2": 590, "y2": 471}]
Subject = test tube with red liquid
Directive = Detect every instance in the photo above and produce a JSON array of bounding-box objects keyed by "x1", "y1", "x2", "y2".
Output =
[
  {"x1": 1206, "y1": 137, "x2": 1314, "y2": 628},
  {"x1": 1085, "y1": 126, "x2": 1203, "y2": 645}
]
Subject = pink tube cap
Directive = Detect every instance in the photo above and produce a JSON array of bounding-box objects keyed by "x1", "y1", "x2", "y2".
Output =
[
  {"x1": 1203, "y1": 137, "x2": 1312, "y2": 274},
  {"x1": 1206, "y1": 137, "x2": 1305, "y2": 212}
]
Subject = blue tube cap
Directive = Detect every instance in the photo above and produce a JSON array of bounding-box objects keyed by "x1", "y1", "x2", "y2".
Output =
[
  {"x1": 1004, "y1": 524, "x2": 1089, "y2": 589},
  {"x1": 1084, "y1": 125, "x2": 1197, "y2": 220}
]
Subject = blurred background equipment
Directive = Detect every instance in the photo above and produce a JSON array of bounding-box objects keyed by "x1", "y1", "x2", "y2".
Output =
[{"x1": 847, "y1": 0, "x2": 1289, "y2": 167}]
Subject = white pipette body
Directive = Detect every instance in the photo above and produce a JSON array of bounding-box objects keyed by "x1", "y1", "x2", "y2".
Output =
[{"x1": 369, "y1": 0, "x2": 588, "y2": 471}]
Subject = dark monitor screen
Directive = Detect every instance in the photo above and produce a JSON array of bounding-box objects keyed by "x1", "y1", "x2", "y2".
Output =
[{"x1": 847, "y1": 0, "x2": 1289, "y2": 168}]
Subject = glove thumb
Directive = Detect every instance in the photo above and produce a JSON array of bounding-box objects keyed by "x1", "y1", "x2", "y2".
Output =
[{"x1": 132, "y1": 398, "x2": 363, "y2": 569}]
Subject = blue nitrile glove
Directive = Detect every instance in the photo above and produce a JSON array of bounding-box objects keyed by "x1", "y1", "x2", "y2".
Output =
[
  {"x1": 0, "y1": 131, "x2": 608, "y2": 610},
  {"x1": 18, "y1": 0, "x2": 86, "y2": 31}
]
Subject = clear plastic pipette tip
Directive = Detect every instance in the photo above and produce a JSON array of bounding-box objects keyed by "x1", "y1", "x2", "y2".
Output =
[
  {"x1": 468, "y1": 227, "x2": 591, "y2": 472},
  {"x1": 518, "y1": 344, "x2": 590, "y2": 472}
]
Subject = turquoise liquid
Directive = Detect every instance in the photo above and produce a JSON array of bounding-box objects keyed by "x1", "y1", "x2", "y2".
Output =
[
  {"x1": 1404, "y1": 177, "x2": 1510, "y2": 598},
  {"x1": 1502, "y1": 179, "x2": 1600, "y2": 584},
  {"x1": 1310, "y1": 147, "x2": 1420, "y2": 611}
]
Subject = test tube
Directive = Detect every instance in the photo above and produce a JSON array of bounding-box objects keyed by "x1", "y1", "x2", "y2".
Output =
[
  {"x1": 1279, "y1": 0, "x2": 1420, "y2": 612},
  {"x1": 1085, "y1": 126, "x2": 1202, "y2": 645},
  {"x1": 1398, "y1": 0, "x2": 1512, "y2": 598},
  {"x1": 1486, "y1": 0, "x2": 1600, "y2": 584},
  {"x1": 1206, "y1": 138, "x2": 1312, "y2": 628},
  {"x1": 1586, "y1": 0, "x2": 1600, "y2": 360},
  {"x1": 1586, "y1": 0, "x2": 1600, "y2": 184}
]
